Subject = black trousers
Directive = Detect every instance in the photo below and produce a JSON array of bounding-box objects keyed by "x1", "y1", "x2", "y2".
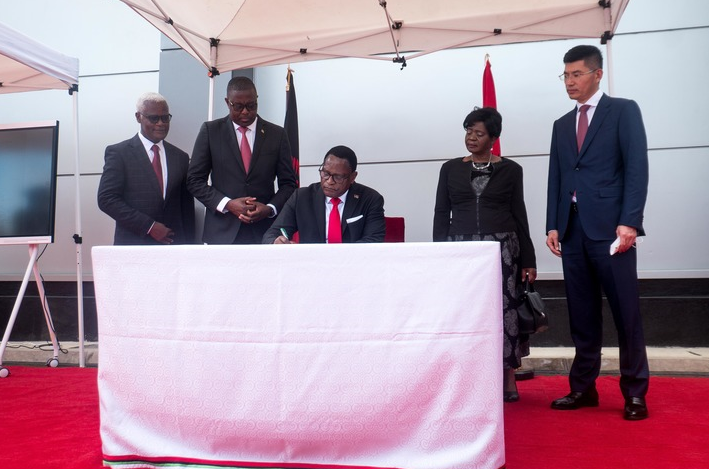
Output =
[
  {"x1": 560, "y1": 207, "x2": 650, "y2": 398},
  {"x1": 232, "y1": 219, "x2": 270, "y2": 244}
]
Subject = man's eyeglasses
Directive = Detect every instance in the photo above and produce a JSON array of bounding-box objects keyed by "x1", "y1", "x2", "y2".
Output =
[
  {"x1": 228, "y1": 101, "x2": 258, "y2": 112},
  {"x1": 558, "y1": 69, "x2": 598, "y2": 82},
  {"x1": 141, "y1": 113, "x2": 172, "y2": 124},
  {"x1": 319, "y1": 167, "x2": 351, "y2": 184}
]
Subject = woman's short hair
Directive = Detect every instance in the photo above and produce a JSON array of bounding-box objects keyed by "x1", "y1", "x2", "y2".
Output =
[{"x1": 463, "y1": 107, "x2": 502, "y2": 139}]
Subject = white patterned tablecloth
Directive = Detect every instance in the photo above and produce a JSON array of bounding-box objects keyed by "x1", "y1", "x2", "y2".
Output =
[{"x1": 93, "y1": 241, "x2": 504, "y2": 469}]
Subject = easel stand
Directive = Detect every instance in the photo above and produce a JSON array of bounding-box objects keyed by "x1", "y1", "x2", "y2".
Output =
[{"x1": 0, "y1": 244, "x2": 59, "y2": 378}]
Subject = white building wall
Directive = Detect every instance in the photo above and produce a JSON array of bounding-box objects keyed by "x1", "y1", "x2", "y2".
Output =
[{"x1": 0, "y1": 0, "x2": 707, "y2": 280}]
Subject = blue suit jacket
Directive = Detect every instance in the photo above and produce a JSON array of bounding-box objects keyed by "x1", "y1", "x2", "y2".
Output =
[
  {"x1": 262, "y1": 182, "x2": 385, "y2": 244},
  {"x1": 97, "y1": 134, "x2": 195, "y2": 245},
  {"x1": 546, "y1": 94, "x2": 649, "y2": 241}
]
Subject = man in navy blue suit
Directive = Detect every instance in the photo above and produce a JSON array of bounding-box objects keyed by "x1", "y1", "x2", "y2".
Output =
[
  {"x1": 98, "y1": 93, "x2": 195, "y2": 245},
  {"x1": 545, "y1": 45, "x2": 650, "y2": 420}
]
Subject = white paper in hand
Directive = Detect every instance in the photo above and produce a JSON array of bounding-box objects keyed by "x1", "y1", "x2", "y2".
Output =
[{"x1": 610, "y1": 237, "x2": 621, "y2": 255}]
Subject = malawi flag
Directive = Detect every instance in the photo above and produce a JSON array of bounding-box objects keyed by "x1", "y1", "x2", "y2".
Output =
[
  {"x1": 284, "y1": 68, "x2": 300, "y2": 187},
  {"x1": 482, "y1": 55, "x2": 501, "y2": 157}
]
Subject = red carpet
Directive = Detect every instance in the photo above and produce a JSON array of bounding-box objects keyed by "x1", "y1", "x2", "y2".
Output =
[
  {"x1": 0, "y1": 366, "x2": 102, "y2": 469},
  {"x1": 1, "y1": 366, "x2": 708, "y2": 468},
  {"x1": 505, "y1": 374, "x2": 709, "y2": 468}
]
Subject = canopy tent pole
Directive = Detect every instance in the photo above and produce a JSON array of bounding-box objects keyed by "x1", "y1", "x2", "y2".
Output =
[
  {"x1": 207, "y1": 39, "x2": 220, "y2": 120},
  {"x1": 378, "y1": 0, "x2": 407, "y2": 69},
  {"x1": 602, "y1": 2, "x2": 615, "y2": 97},
  {"x1": 208, "y1": 75, "x2": 215, "y2": 120},
  {"x1": 605, "y1": 41, "x2": 615, "y2": 97},
  {"x1": 70, "y1": 85, "x2": 85, "y2": 367}
]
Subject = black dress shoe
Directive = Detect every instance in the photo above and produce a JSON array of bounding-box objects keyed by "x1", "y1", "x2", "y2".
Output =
[
  {"x1": 550, "y1": 388, "x2": 599, "y2": 410},
  {"x1": 624, "y1": 397, "x2": 648, "y2": 421},
  {"x1": 503, "y1": 391, "x2": 520, "y2": 402}
]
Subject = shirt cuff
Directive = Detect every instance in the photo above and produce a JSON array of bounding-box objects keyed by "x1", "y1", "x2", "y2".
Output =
[{"x1": 217, "y1": 197, "x2": 230, "y2": 213}]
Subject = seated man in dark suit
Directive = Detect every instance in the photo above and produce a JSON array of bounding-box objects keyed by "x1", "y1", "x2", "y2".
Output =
[{"x1": 263, "y1": 145, "x2": 385, "y2": 244}]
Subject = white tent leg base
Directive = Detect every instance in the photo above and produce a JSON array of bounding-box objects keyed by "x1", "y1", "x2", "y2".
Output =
[{"x1": 0, "y1": 244, "x2": 61, "y2": 377}]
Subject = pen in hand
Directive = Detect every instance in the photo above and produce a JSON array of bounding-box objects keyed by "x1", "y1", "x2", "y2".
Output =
[{"x1": 280, "y1": 228, "x2": 289, "y2": 241}]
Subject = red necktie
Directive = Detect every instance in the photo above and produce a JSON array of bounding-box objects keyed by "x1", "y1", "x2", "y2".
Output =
[
  {"x1": 238, "y1": 126, "x2": 252, "y2": 172},
  {"x1": 151, "y1": 144, "x2": 163, "y2": 196},
  {"x1": 577, "y1": 104, "x2": 591, "y2": 152},
  {"x1": 328, "y1": 197, "x2": 342, "y2": 244}
]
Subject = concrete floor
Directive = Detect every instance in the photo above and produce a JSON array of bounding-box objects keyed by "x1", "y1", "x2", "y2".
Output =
[
  {"x1": 1, "y1": 342, "x2": 708, "y2": 376},
  {"x1": 526, "y1": 346, "x2": 709, "y2": 375}
]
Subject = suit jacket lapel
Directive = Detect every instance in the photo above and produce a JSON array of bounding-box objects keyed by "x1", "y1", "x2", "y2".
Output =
[
  {"x1": 251, "y1": 117, "x2": 267, "y2": 173},
  {"x1": 578, "y1": 93, "x2": 610, "y2": 159},
  {"x1": 131, "y1": 135, "x2": 163, "y2": 200},
  {"x1": 314, "y1": 185, "x2": 327, "y2": 242},
  {"x1": 222, "y1": 116, "x2": 245, "y2": 173},
  {"x1": 342, "y1": 183, "x2": 361, "y2": 235},
  {"x1": 163, "y1": 143, "x2": 179, "y2": 201},
  {"x1": 560, "y1": 108, "x2": 580, "y2": 166}
]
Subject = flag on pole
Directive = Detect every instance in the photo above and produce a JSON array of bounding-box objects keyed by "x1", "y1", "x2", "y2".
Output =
[
  {"x1": 284, "y1": 67, "x2": 300, "y2": 187},
  {"x1": 482, "y1": 55, "x2": 501, "y2": 156}
]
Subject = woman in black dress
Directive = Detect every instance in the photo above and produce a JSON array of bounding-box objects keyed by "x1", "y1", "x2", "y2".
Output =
[{"x1": 433, "y1": 107, "x2": 537, "y2": 402}]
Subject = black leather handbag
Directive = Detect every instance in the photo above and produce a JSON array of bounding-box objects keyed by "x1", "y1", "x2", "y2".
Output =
[{"x1": 518, "y1": 275, "x2": 548, "y2": 334}]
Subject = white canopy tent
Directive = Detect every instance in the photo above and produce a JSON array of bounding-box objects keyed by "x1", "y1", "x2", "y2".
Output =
[
  {"x1": 119, "y1": 0, "x2": 630, "y2": 116},
  {"x1": 0, "y1": 23, "x2": 78, "y2": 94},
  {"x1": 0, "y1": 22, "x2": 86, "y2": 368}
]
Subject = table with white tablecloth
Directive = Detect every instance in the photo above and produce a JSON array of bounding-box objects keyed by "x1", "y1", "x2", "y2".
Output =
[{"x1": 93, "y1": 241, "x2": 504, "y2": 469}]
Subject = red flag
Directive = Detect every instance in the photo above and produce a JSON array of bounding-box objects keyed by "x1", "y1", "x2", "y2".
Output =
[
  {"x1": 482, "y1": 55, "x2": 501, "y2": 156},
  {"x1": 284, "y1": 68, "x2": 300, "y2": 187}
]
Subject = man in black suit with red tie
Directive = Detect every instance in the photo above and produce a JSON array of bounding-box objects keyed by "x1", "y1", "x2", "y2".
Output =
[
  {"x1": 546, "y1": 45, "x2": 650, "y2": 420},
  {"x1": 98, "y1": 92, "x2": 195, "y2": 245},
  {"x1": 263, "y1": 145, "x2": 385, "y2": 244},
  {"x1": 187, "y1": 76, "x2": 297, "y2": 244}
]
